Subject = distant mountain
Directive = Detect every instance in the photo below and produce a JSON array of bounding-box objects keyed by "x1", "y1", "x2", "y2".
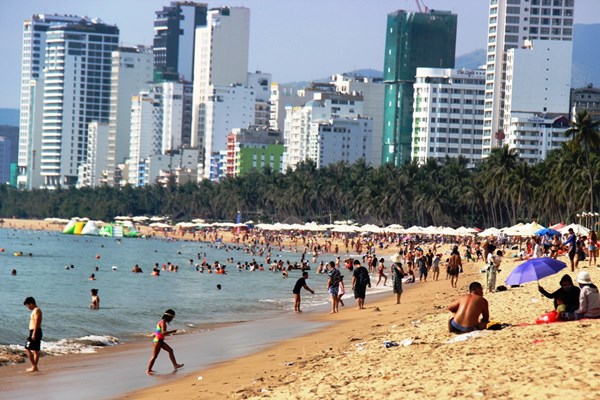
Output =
[
  {"x1": 455, "y1": 49, "x2": 486, "y2": 70},
  {"x1": 0, "y1": 108, "x2": 19, "y2": 127},
  {"x1": 572, "y1": 24, "x2": 600, "y2": 89}
]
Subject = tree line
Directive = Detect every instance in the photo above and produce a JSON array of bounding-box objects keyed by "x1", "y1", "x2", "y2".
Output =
[{"x1": 0, "y1": 111, "x2": 598, "y2": 229}]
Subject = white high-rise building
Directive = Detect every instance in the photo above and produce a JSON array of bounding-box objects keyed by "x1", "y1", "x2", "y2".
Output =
[
  {"x1": 77, "y1": 121, "x2": 109, "y2": 188},
  {"x1": 191, "y1": 7, "x2": 250, "y2": 174},
  {"x1": 282, "y1": 91, "x2": 364, "y2": 171},
  {"x1": 128, "y1": 81, "x2": 194, "y2": 186},
  {"x1": 312, "y1": 118, "x2": 373, "y2": 169},
  {"x1": 40, "y1": 20, "x2": 119, "y2": 188},
  {"x1": 269, "y1": 83, "x2": 312, "y2": 132},
  {"x1": 128, "y1": 91, "x2": 161, "y2": 186},
  {"x1": 105, "y1": 46, "x2": 153, "y2": 187},
  {"x1": 503, "y1": 40, "x2": 573, "y2": 163},
  {"x1": 483, "y1": 0, "x2": 574, "y2": 156},
  {"x1": 412, "y1": 68, "x2": 486, "y2": 168},
  {"x1": 331, "y1": 73, "x2": 385, "y2": 167},
  {"x1": 17, "y1": 14, "x2": 87, "y2": 189},
  {"x1": 247, "y1": 71, "x2": 272, "y2": 128}
]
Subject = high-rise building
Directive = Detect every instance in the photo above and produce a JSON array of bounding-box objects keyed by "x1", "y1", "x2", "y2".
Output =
[
  {"x1": 153, "y1": 1, "x2": 208, "y2": 82},
  {"x1": 105, "y1": 46, "x2": 153, "y2": 187},
  {"x1": 571, "y1": 84, "x2": 600, "y2": 122},
  {"x1": 382, "y1": 9, "x2": 457, "y2": 166},
  {"x1": 40, "y1": 20, "x2": 119, "y2": 188},
  {"x1": 269, "y1": 83, "x2": 311, "y2": 132},
  {"x1": 77, "y1": 121, "x2": 109, "y2": 188},
  {"x1": 191, "y1": 7, "x2": 250, "y2": 174},
  {"x1": 282, "y1": 88, "x2": 366, "y2": 171},
  {"x1": 331, "y1": 73, "x2": 385, "y2": 166},
  {"x1": 482, "y1": 0, "x2": 575, "y2": 156},
  {"x1": 17, "y1": 14, "x2": 87, "y2": 189},
  {"x1": 412, "y1": 68, "x2": 486, "y2": 168}
]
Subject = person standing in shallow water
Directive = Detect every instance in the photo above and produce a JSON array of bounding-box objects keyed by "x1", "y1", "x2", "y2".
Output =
[
  {"x1": 90, "y1": 288, "x2": 100, "y2": 310},
  {"x1": 23, "y1": 296, "x2": 42, "y2": 372},
  {"x1": 147, "y1": 309, "x2": 184, "y2": 374}
]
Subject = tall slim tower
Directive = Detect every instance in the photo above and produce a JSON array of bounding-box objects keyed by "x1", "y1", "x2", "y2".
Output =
[
  {"x1": 40, "y1": 20, "x2": 119, "y2": 188},
  {"x1": 482, "y1": 0, "x2": 575, "y2": 156},
  {"x1": 191, "y1": 7, "x2": 250, "y2": 174},
  {"x1": 17, "y1": 14, "x2": 86, "y2": 189},
  {"x1": 153, "y1": 1, "x2": 208, "y2": 82},
  {"x1": 105, "y1": 46, "x2": 153, "y2": 187},
  {"x1": 382, "y1": 9, "x2": 457, "y2": 166}
]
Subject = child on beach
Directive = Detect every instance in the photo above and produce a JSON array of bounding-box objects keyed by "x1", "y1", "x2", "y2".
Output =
[
  {"x1": 338, "y1": 276, "x2": 345, "y2": 307},
  {"x1": 147, "y1": 309, "x2": 184, "y2": 374}
]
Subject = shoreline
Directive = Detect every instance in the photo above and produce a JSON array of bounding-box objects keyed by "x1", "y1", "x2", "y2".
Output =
[{"x1": 3, "y1": 218, "x2": 600, "y2": 399}]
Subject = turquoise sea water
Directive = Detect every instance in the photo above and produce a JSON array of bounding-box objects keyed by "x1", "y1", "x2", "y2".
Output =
[{"x1": 0, "y1": 228, "x2": 362, "y2": 357}]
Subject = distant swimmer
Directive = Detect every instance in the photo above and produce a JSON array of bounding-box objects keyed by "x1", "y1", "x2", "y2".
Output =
[
  {"x1": 147, "y1": 309, "x2": 184, "y2": 374},
  {"x1": 89, "y1": 273, "x2": 96, "y2": 281},
  {"x1": 23, "y1": 297, "x2": 42, "y2": 372},
  {"x1": 131, "y1": 264, "x2": 143, "y2": 273},
  {"x1": 11, "y1": 269, "x2": 17, "y2": 276},
  {"x1": 216, "y1": 284, "x2": 222, "y2": 290},
  {"x1": 90, "y1": 288, "x2": 100, "y2": 310}
]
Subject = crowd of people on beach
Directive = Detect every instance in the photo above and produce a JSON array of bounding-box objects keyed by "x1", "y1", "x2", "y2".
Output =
[{"x1": 11, "y1": 222, "x2": 600, "y2": 377}]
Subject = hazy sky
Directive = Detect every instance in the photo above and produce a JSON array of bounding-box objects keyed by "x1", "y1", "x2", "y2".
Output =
[{"x1": 1, "y1": 0, "x2": 599, "y2": 109}]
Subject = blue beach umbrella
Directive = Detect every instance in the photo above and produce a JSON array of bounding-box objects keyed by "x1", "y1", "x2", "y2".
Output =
[
  {"x1": 535, "y1": 227, "x2": 562, "y2": 237},
  {"x1": 505, "y1": 257, "x2": 567, "y2": 286}
]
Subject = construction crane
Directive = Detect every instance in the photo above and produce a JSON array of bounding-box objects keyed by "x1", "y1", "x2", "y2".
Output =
[{"x1": 415, "y1": 0, "x2": 429, "y2": 13}]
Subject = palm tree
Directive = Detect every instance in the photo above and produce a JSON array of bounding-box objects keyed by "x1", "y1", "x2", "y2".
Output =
[{"x1": 565, "y1": 110, "x2": 600, "y2": 212}]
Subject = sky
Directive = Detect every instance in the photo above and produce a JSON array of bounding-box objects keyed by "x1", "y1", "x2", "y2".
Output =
[{"x1": 1, "y1": 0, "x2": 599, "y2": 109}]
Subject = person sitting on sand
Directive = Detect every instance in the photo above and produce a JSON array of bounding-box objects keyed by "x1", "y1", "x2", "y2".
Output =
[
  {"x1": 561, "y1": 271, "x2": 600, "y2": 320},
  {"x1": 447, "y1": 282, "x2": 489, "y2": 334},
  {"x1": 538, "y1": 274, "x2": 580, "y2": 313}
]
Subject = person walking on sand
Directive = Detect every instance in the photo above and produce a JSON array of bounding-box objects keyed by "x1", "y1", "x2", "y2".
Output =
[
  {"x1": 351, "y1": 259, "x2": 371, "y2": 309},
  {"x1": 391, "y1": 255, "x2": 405, "y2": 304},
  {"x1": 327, "y1": 261, "x2": 342, "y2": 313},
  {"x1": 447, "y1": 282, "x2": 489, "y2": 334},
  {"x1": 337, "y1": 275, "x2": 346, "y2": 307},
  {"x1": 147, "y1": 309, "x2": 184, "y2": 374},
  {"x1": 448, "y1": 246, "x2": 462, "y2": 288},
  {"x1": 23, "y1": 297, "x2": 42, "y2": 372},
  {"x1": 293, "y1": 271, "x2": 314, "y2": 312},
  {"x1": 375, "y1": 257, "x2": 388, "y2": 286}
]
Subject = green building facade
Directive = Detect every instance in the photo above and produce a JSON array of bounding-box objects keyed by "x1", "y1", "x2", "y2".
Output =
[
  {"x1": 382, "y1": 10, "x2": 457, "y2": 166},
  {"x1": 238, "y1": 143, "x2": 284, "y2": 175}
]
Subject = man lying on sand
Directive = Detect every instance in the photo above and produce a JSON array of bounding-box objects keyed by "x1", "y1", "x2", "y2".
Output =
[{"x1": 447, "y1": 282, "x2": 489, "y2": 334}]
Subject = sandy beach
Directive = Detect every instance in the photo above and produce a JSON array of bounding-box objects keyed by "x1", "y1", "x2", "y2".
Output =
[{"x1": 2, "y1": 218, "x2": 600, "y2": 399}]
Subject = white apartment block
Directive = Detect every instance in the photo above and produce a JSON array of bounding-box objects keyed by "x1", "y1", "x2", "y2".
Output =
[
  {"x1": 412, "y1": 68, "x2": 486, "y2": 168},
  {"x1": 202, "y1": 84, "x2": 256, "y2": 179},
  {"x1": 128, "y1": 92, "x2": 161, "y2": 186},
  {"x1": 128, "y1": 82, "x2": 195, "y2": 186},
  {"x1": 77, "y1": 121, "x2": 109, "y2": 188},
  {"x1": 40, "y1": 21, "x2": 119, "y2": 188},
  {"x1": 146, "y1": 148, "x2": 200, "y2": 186},
  {"x1": 503, "y1": 40, "x2": 572, "y2": 163},
  {"x1": 483, "y1": 0, "x2": 574, "y2": 156},
  {"x1": 18, "y1": 14, "x2": 86, "y2": 189},
  {"x1": 105, "y1": 46, "x2": 153, "y2": 187},
  {"x1": 247, "y1": 71, "x2": 272, "y2": 127},
  {"x1": 313, "y1": 118, "x2": 373, "y2": 169},
  {"x1": 330, "y1": 73, "x2": 385, "y2": 167},
  {"x1": 269, "y1": 83, "x2": 312, "y2": 132},
  {"x1": 282, "y1": 91, "x2": 364, "y2": 171},
  {"x1": 191, "y1": 7, "x2": 250, "y2": 173},
  {"x1": 504, "y1": 112, "x2": 570, "y2": 163}
]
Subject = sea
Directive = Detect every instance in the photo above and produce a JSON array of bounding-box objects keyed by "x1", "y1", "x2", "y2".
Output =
[{"x1": 0, "y1": 227, "x2": 388, "y2": 364}]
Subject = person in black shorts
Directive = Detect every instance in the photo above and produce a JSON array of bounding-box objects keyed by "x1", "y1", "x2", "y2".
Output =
[
  {"x1": 352, "y1": 260, "x2": 371, "y2": 309},
  {"x1": 23, "y1": 296, "x2": 43, "y2": 372},
  {"x1": 293, "y1": 271, "x2": 314, "y2": 312}
]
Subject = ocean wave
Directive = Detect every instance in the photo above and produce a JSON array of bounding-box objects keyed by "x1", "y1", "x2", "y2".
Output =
[{"x1": 0, "y1": 335, "x2": 119, "y2": 366}]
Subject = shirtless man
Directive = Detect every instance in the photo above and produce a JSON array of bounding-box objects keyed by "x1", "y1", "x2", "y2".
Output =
[
  {"x1": 23, "y1": 297, "x2": 43, "y2": 372},
  {"x1": 447, "y1": 282, "x2": 489, "y2": 334}
]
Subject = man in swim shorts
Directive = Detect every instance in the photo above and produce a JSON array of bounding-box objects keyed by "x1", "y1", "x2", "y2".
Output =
[
  {"x1": 327, "y1": 261, "x2": 341, "y2": 313},
  {"x1": 23, "y1": 296, "x2": 43, "y2": 372},
  {"x1": 447, "y1": 282, "x2": 489, "y2": 334}
]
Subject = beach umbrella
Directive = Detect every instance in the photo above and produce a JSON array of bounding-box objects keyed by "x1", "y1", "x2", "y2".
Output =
[
  {"x1": 505, "y1": 257, "x2": 567, "y2": 286},
  {"x1": 535, "y1": 227, "x2": 561, "y2": 237}
]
